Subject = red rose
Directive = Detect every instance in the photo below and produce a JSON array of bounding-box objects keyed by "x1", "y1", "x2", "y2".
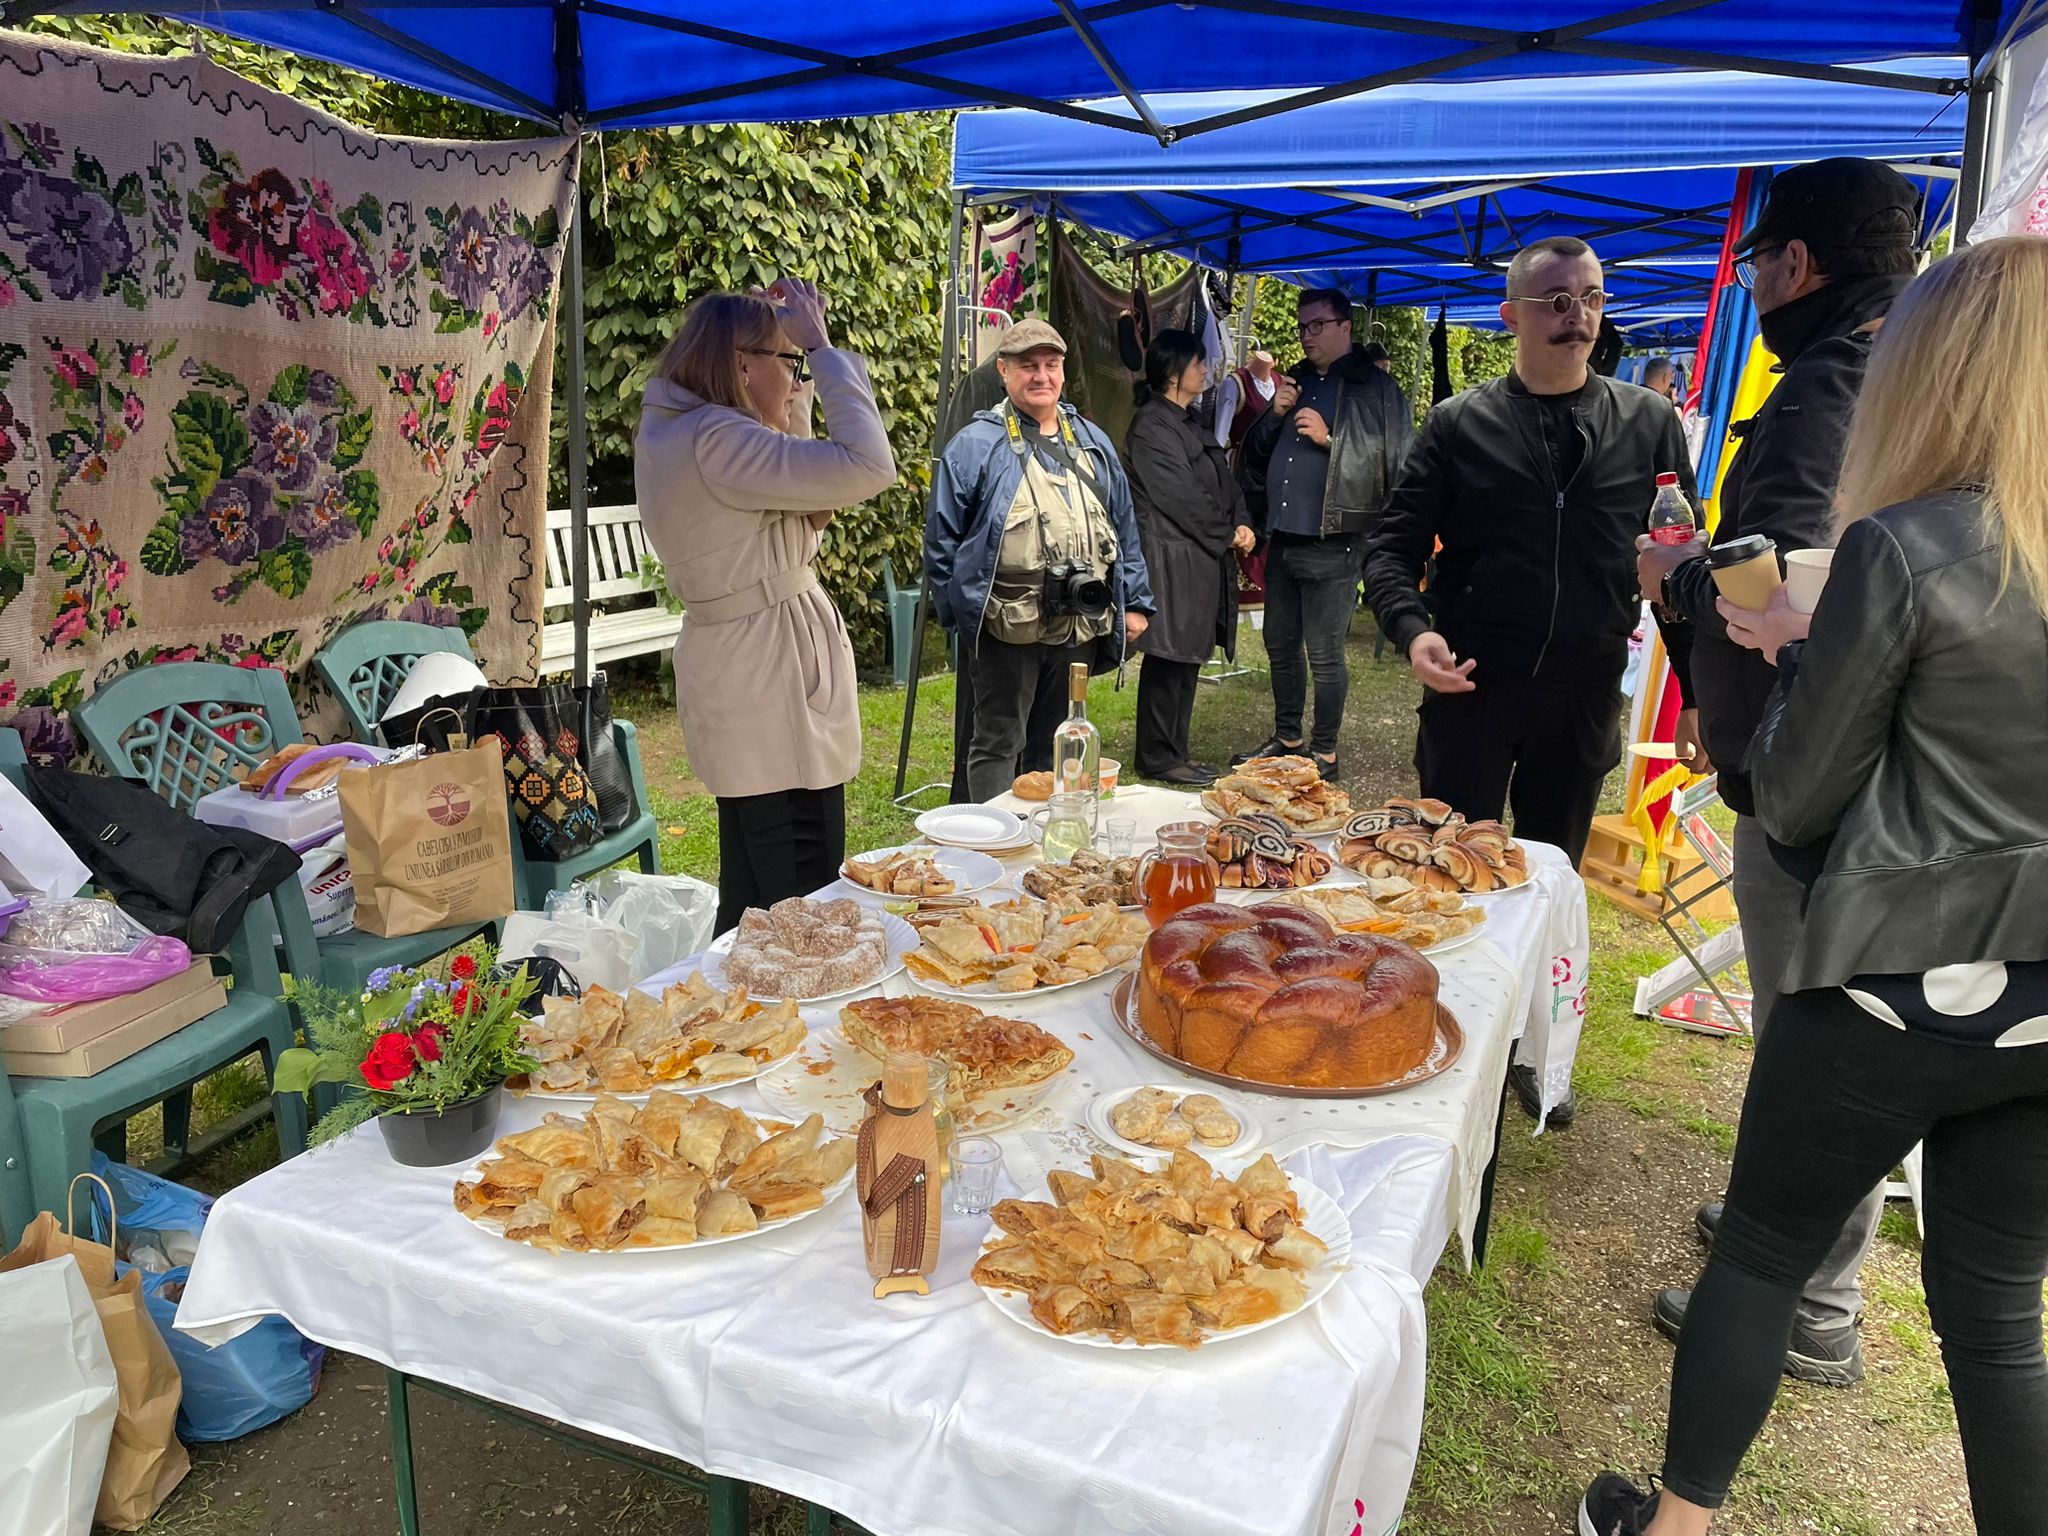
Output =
[
  {"x1": 449, "y1": 954, "x2": 478, "y2": 981},
  {"x1": 413, "y1": 1023, "x2": 447, "y2": 1064},
  {"x1": 360, "y1": 1030, "x2": 418, "y2": 1091}
]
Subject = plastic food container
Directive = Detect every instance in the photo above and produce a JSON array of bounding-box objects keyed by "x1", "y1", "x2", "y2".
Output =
[{"x1": 192, "y1": 743, "x2": 389, "y2": 850}]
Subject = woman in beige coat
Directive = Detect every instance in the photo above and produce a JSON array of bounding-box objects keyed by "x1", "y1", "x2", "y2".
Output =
[{"x1": 635, "y1": 280, "x2": 897, "y2": 933}]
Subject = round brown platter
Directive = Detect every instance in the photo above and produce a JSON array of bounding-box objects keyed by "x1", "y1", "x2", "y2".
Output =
[{"x1": 1107, "y1": 974, "x2": 1464, "y2": 1100}]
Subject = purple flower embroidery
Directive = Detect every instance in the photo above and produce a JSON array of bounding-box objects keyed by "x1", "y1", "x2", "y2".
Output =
[
  {"x1": 183, "y1": 473, "x2": 282, "y2": 566},
  {"x1": 248, "y1": 401, "x2": 336, "y2": 492},
  {"x1": 1, "y1": 169, "x2": 135, "y2": 301},
  {"x1": 491, "y1": 232, "x2": 549, "y2": 321},
  {"x1": 443, "y1": 207, "x2": 497, "y2": 313},
  {"x1": 307, "y1": 369, "x2": 340, "y2": 405},
  {"x1": 287, "y1": 474, "x2": 356, "y2": 553},
  {"x1": 7, "y1": 705, "x2": 75, "y2": 766},
  {"x1": 206, "y1": 168, "x2": 300, "y2": 286},
  {"x1": 398, "y1": 596, "x2": 459, "y2": 628}
]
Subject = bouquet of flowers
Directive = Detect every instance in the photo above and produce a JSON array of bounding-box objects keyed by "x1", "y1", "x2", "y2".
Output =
[{"x1": 276, "y1": 949, "x2": 537, "y2": 1146}]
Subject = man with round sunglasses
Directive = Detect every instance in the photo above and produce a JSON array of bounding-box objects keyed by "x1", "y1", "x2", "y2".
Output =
[{"x1": 1366, "y1": 236, "x2": 1698, "y2": 883}]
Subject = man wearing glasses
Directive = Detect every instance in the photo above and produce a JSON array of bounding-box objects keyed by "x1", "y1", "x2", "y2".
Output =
[
  {"x1": 1365, "y1": 236, "x2": 1697, "y2": 874},
  {"x1": 1634, "y1": 159, "x2": 1920, "y2": 1388},
  {"x1": 1234, "y1": 288, "x2": 1415, "y2": 782}
]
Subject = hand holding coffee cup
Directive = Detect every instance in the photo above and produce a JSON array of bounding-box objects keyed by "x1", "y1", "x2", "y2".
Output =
[
  {"x1": 1707, "y1": 534, "x2": 1783, "y2": 611},
  {"x1": 1716, "y1": 586, "x2": 1810, "y2": 665}
]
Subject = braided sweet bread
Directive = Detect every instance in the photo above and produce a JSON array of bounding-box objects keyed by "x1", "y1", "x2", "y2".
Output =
[{"x1": 1137, "y1": 904, "x2": 1437, "y2": 1089}]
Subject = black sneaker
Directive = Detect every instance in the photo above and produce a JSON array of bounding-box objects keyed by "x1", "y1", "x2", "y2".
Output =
[
  {"x1": 1508, "y1": 1062, "x2": 1576, "y2": 1129},
  {"x1": 1313, "y1": 752, "x2": 1342, "y2": 782},
  {"x1": 1579, "y1": 1472, "x2": 1659, "y2": 1535},
  {"x1": 1231, "y1": 735, "x2": 1303, "y2": 766},
  {"x1": 1652, "y1": 1288, "x2": 1865, "y2": 1387},
  {"x1": 1695, "y1": 1201, "x2": 1722, "y2": 1247}
]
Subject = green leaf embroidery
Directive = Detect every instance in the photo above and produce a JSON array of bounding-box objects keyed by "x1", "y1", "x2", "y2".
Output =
[
  {"x1": 343, "y1": 471, "x2": 380, "y2": 536},
  {"x1": 331, "y1": 410, "x2": 374, "y2": 470},
  {"x1": 259, "y1": 539, "x2": 313, "y2": 599},
  {"x1": 269, "y1": 364, "x2": 312, "y2": 408},
  {"x1": 139, "y1": 514, "x2": 191, "y2": 577},
  {"x1": 171, "y1": 391, "x2": 249, "y2": 487}
]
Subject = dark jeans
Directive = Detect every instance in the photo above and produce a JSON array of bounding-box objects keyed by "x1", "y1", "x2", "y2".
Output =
[
  {"x1": 1663, "y1": 985, "x2": 2048, "y2": 1529},
  {"x1": 713, "y1": 783, "x2": 846, "y2": 935},
  {"x1": 1264, "y1": 531, "x2": 1362, "y2": 757},
  {"x1": 965, "y1": 629, "x2": 1098, "y2": 803},
  {"x1": 1135, "y1": 654, "x2": 1201, "y2": 776},
  {"x1": 1411, "y1": 675, "x2": 1621, "y2": 866}
]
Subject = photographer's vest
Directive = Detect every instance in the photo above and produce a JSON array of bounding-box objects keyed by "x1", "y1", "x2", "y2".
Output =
[{"x1": 986, "y1": 406, "x2": 1118, "y2": 647}]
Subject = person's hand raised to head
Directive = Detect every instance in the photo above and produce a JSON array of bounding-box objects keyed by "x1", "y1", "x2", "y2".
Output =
[{"x1": 757, "y1": 278, "x2": 830, "y2": 351}]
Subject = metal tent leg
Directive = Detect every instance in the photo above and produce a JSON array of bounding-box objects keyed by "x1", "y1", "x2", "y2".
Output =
[
  {"x1": 564, "y1": 164, "x2": 592, "y2": 684},
  {"x1": 386, "y1": 1369, "x2": 422, "y2": 1536}
]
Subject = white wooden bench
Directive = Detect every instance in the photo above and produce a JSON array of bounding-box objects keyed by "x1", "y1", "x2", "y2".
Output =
[{"x1": 539, "y1": 503, "x2": 684, "y2": 677}]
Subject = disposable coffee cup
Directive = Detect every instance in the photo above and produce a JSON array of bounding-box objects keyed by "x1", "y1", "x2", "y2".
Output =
[
  {"x1": 1708, "y1": 534, "x2": 1782, "y2": 611},
  {"x1": 1784, "y1": 548, "x2": 1834, "y2": 614}
]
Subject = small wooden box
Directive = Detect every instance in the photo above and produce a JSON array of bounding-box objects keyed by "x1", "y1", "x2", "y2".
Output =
[{"x1": 1581, "y1": 814, "x2": 1738, "y2": 925}]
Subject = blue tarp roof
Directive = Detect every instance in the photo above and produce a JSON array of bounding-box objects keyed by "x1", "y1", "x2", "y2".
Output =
[
  {"x1": 7, "y1": 1, "x2": 2031, "y2": 129},
  {"x1": 954, "y1": 62, "x2": 1967, "y2": 322}
]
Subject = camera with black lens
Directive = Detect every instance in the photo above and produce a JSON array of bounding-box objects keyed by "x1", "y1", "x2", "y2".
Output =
[{"x1": 1043, "y1": 560, "x2": 1111, "y2": 619}]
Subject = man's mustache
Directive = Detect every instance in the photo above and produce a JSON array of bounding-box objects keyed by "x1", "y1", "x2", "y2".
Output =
[{"x1": 1549, "y1": 329, "x2": 1594, "y2": 345}]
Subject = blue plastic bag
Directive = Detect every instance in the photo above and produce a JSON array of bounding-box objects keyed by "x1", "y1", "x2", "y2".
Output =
[{"x1": 89, "y1": 1155, "x2": 324, "y2": 1443}]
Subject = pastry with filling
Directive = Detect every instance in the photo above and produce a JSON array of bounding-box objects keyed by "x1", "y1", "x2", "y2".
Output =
[{"x1": 839, "y1": 995, "x2": 1073, "y2": 1100}]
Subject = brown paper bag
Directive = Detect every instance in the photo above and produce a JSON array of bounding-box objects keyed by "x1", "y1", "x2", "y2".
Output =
[
  {"x1": 0, "y1": 1180, "x2": 188, "y2": 1530},
  {"x1": 337, "y1": 738, "x2": 517, "y2": 937}
]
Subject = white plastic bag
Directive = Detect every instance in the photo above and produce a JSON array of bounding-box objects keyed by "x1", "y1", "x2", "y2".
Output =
[
  {"x1": 0, "y1": 773, "x2": 91, "y2": 900},
  {"x1": 0, "y1": 1255, "x2": 118, "y2": 1536},
  {"x1": 297, "y1": 831, "x2": 357, "y2": 938},
  {"x1": 498, "y1": 907, "x2": 643, "y2": 993},
  {"x1": 580, "y1": 870, "x2": 718, "y2": 977}
]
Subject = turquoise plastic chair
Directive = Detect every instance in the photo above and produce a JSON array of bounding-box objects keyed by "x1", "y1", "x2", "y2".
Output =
[
  {"x1": 70, "y1": 661, "x2": 492, "y2": 1001},
  {"x1": 312, "y1": 619, "x2": 477, "y2": 743},
  {"x1": 882, "y1": 561, "x2": 922, "y2": 687},
  {"x1": 0, "y1": 729, "x2": 305, "y2": 1245},
  {"x1": 311, "y1": 629, "x2": 664, "y2": 907}
]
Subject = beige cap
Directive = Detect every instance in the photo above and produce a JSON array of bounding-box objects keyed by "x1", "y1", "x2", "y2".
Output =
[{"x1": 996, "y1": 317, "x2": 1067, "y2": 357}]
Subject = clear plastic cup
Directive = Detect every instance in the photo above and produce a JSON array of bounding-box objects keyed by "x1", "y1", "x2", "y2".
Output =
[
  {"x1": 949, "y1": 1137, "x2": 1003, "y2": 1216},
  {"x1": 1102, "y1": 816, "x2": 1138, "y2": 860}
]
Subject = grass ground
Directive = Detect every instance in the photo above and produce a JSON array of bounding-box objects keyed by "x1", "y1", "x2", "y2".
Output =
[{"x1": 118, "y1": 612, "x2": 1971, "y2": 1536}]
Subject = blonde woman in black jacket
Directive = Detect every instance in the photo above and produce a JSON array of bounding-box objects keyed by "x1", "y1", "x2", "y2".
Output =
[{"x1": 1583, "y1": 235, "x2": 2048, "y2": 1536}]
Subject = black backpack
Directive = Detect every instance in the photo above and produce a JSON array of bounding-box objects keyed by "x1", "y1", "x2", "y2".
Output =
[{"x1": 24, "y1": 767, "x2": 301, "y2": 953}]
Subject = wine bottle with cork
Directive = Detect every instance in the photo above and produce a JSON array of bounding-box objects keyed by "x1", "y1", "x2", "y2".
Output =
[
  {"x1": 858, "y1": 1050, "x2": 944, "y2": 1298},
  {"x1": 1050, "y1": 661, "x2": 1100, "y2": 802}
]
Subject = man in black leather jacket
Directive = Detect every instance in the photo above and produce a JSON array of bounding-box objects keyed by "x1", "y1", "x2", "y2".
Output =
[
  {"x1": 1635, "y1": 159, "x2": 1922, "y2": 1388},
  {"x1": 1235, "y1": 288, "x2": 1414, "y2": 781},
  {"x1": 1365, "y1": 237, "x2": 1697, "y2": 866}
]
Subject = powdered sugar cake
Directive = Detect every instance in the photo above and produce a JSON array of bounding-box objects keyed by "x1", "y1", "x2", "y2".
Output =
[{"x1": 725, "y1": 897, "x2": 887, "y2": 1001}]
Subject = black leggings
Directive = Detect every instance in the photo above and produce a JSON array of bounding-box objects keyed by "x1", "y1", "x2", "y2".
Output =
[
  {"x1": 713, "y1": 784, "x2": 846, "y2": 936},
  {"x1": 1663, "y1": 985, "x2": 2048, "y2": 1531}
]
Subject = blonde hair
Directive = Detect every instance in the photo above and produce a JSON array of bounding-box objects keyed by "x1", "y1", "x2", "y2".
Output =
[
  {"x1": 1836, "y1": 235, "x2": 2048, "y2": 604},
  {"x1": 652, "y1": 291, "x2": 784, "y2": 423}
]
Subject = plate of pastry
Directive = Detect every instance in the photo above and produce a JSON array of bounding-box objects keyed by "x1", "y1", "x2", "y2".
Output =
[
  {"x1": 454, "y1": 1098, "x2": 856, "y2": 1253},
  {"x1": 1335, "y1": 800, "x2": 1532, "y2": 896},
  {"x1": 508, "y1": 977, "x2": 813, "y2": 1100},
  {"x1": 1199, "y1": 756, "x2": 1352, "y2": 835},
  {"x1": 1011, "y1": 849, "x2": 1142, "y2": 911},
  {"x1": 839, "y1": 843, "x2": 1004, "y2": 900},
  {"x1": 703, "y1": 898, "x2": 917, "y2": 1003},
  {"x1": 902, "y1": 899, "x2": 1148, "y2": 997},
  {"x1": 1267, "y1": 883, "x2": 1489, "y2": 958},
  {"x1": 971, "y1": 1149, "x2": 1350, "y2": 1350},
  {"x1": 1086, "y1": 1085, "x2": 1262, "y2": 1161}
]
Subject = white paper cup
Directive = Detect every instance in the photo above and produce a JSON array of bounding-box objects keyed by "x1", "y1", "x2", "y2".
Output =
[{"x1": 1784, "y1": 549, "x2": 1834, "y2": 614}]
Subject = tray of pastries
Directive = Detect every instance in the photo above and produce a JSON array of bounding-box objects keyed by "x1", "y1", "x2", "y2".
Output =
[
  {"x1": 1015, "y1": 849, "x2": 1141, "y2": 910},
  {"x1": 1270, "y1": 880, "x2": 1487, "y2": 955},
  {"x1": 1336, "y1": 799, "x2": 1530, "y2": 893},
  {"x1": 1200, "y1": 755, "x2": 1352, "y2": 835},
  {"x1": 1206, "y1": 813, "x2": 1338, "y2": 890},
  {"x1": 841, "y1": 843, "x2": 1003, "y2": 899},
  {"x1": 455, "y1": 1099, "x2": 855, "y2": 1253},
  {"x1": 706, "y1": 897, "x2": 916, "y2": 1001},
  {"x1": 902, "y1": 899, "x2": 1147, "y2": 996},
  {"x1": 510, "y1": 977, "x2": 807, "y2": 1099},
  {"x1": 972, "y1": 1149, "x2": 1348, "y2": 1349}
]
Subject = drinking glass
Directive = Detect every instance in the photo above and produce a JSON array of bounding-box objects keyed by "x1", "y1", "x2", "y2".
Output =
[
  {"x1": 949, "y1": 1137, "x2": 1004, "y2": 1216},
  {"x1": 1102, "y1": 815, "x2": 1138, "y2": 860},
  {"x1": 926, "y1": 1058, "x2": 958, "y2": 1178}
]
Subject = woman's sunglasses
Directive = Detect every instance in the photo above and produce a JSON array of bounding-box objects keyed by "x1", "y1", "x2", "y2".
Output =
[{"x1": 741, "y1": 347, "x2": 811, "y2": 383}]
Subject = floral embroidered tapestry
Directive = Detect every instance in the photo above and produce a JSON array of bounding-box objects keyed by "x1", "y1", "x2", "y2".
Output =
[{"x1": 0, "y1": 33, "x2": 576, "y2": 755}]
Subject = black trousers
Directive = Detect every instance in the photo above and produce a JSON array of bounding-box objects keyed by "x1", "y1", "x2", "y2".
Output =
[
  {"x1": 1412, "y1": 676, "x2": 1621, "y2": 866},
  {"x1": 713, "y1": 783, "x2": 846, "y2": 936},
  {"x1": 1135, "y1": 654, "x2": 1201, "y2": 777},
  {"x1": 965, "y1": 629, "x2": 1098, "y2": 803},
  {"x1": 1663, "y1": 985, "x2": 2048, "y2": 1530},
  {"x1": 1263, "y1": 531, "x2": 1363, "y2": 756}
]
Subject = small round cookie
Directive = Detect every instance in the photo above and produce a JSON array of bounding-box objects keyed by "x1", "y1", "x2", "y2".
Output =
[
  {"x1": 1109, "y1": 1096, "x2": 1167, "y2": 1143},
  {"x1": 1178, "y1": 1093, "x2": 1225, "y2": 1120},
  {"x1": 1133, "y1": 1086, "x2": 1176, "y2": 1110},
  {"x1": 1191, "y1": 1110, "x2": 1241, "y2": 1146},
  {"x1": 1148, "y1": 1115, "x2": 1194, "y2": 1149}
]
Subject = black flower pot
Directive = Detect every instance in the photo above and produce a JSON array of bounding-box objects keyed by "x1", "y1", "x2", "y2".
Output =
[{"x1": 377, "y1": 1086, "x2": 503, "y2": 1167}]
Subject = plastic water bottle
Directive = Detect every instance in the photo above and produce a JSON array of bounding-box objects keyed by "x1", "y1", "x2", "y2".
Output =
[{"x1": 1647, "y1": 472, "x2": 1695, "y2": 546}]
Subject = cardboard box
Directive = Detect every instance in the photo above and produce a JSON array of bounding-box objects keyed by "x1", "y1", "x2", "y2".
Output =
[
  {"x1": 0, "y1": 961, "x2": 220, "y2": 1055},
  {"x1": 3, "y1": 976, "x2": 229, "y2": 1077}
]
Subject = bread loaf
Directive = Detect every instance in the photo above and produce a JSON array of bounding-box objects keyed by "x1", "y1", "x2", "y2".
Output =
[{"x1": 1137, "y1": 903, "x2": 1437, "y2": 1089}]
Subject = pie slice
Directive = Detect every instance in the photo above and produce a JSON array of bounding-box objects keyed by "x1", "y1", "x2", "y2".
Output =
[{"x1": 838, "y1": 996, "x2": 1073, "y2": 1100}]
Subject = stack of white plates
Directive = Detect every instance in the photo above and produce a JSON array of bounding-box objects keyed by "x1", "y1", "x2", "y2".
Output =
[{"x1": 913, "y1": 805, "x2": 1033, "y2": 853}]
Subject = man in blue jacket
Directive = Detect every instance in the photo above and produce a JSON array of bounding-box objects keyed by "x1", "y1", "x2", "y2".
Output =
[{"x1": 926, "y1": 319, "x2": 1155, "y2": 802}]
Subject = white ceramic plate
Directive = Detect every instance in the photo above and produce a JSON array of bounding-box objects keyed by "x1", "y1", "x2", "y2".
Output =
[
  {"x1": 905, "y1": 959, "x2": 1131, "y2": 1002},
  {"x1": 839, "y1": 843, "x2": 1004, "y2": 900},
  {"x1": 1085, "y1": 1084, "x2": 1263, "y2": 1161},
  {"x1": 701, "y1": 913, "x2": 917, "y2": 1003},
  {"x1": 755, "y1": 1025, "x2": 1070, "y2": 1135},
  {"x1": 506, "y1": 995, "x2": 836, "y2": 1103},
  {"x1": 458, "y1": 1164, "x2": 855, "y2": 1254},
  {"x1": 976, "y1": 1168, "x2": 1350, "y2": 1350},
  {"x1": 1464, "y1": 875, "x2": 1538, "y2": 901},
  {"x1": 915, "y1": 805, "x2": 1031, "y2": 850}
]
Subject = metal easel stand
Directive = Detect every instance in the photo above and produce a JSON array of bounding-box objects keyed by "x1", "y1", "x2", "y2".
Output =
[
  {"x1": 1631, "y1": 775, "x2": 1752, "y2": 1037},
  {"x1": 385, "y1": 1369, "x2": 751, "y2": 1536}
]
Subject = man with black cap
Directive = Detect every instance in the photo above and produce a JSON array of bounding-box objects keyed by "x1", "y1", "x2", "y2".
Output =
[
  {"x1": 1635, "y1": 157, "x2": 1923, "y2": 1388},
  {"x1": 926, "y1": 318, "x2": 1155, "y2": 801}
]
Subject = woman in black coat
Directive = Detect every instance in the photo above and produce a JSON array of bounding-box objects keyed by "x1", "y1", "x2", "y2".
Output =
[{"x1": 1123, "y1": 330, "x2": 1255, "y2": 785}]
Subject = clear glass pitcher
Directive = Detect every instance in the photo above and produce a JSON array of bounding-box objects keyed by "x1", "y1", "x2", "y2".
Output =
[
  {"x1": 1028, "y1": 791, "x2": 1097, "y2": 865},
  {"x1": 1138, "y1": 820, "x2": 1220, "y2": 926}
]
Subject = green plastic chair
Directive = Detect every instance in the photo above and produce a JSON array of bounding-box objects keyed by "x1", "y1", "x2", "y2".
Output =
[
  {"x1": 70, "y1": 661, "x2": 492, "y2": 1001},
  {"x1": 882, "y1": 561, "x2": 922, "y2": 687},
  {"x1": 0, "y1": 729, "x2": 306, "y2": 1245},
  {"x1": 311, "y1": 629, "x2": 664, "y2": 907},
  {"x1": 312, "y1": 619, "x2": 477, "y2": 743}
]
